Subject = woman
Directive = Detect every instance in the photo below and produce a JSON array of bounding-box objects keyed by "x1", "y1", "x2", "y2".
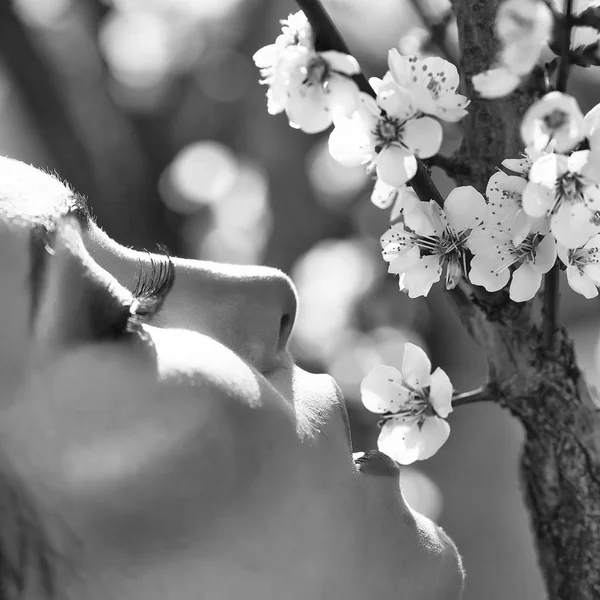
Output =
[{"x1": 0, "y1": 156, "x2": 463, "y2": 599}]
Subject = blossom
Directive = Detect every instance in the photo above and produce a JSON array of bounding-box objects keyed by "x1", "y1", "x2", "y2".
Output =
[
  {"x1": 522, "y1": 151, "x2": 600, "y2": 247},
  {"x1": 380, "y1": 186, "x2": 486, "y2": 297},
  {"x1": 329, "y1": 77, "x2": 443, "y2": 187},
  {"x1": 371, "y1": 179, "x2": 419, "y2": 221},
  {"x1": 495, "y1": 0, "x2": 553, "y2": 75},
  {"x1": 469, "y1": 229, "x2": 556, "y2": 301},
  {"x1": 360, "y1": 343, "x2": 453, "y2": 465},
  {"x1": 521, "y1": 92, "x2": 586, "y2": 154},
  {"x1": 387, "y1": 49, "x2": 469, "y2": 122},
  {"x1": 557, "y1": 235, "x2": 600, "y2": 298},
  {"x1": 472, "y1": 67, "x2": 522, "y2": 99},
  {"x1": 485, "y1": 159, "x2": 549, "y2": 244},
  {"x1": 472, "y1": 0, "x2": 553, "y2": 98},
  {"x1": 253, "y1": 11, "x2": 360, "y2": 133}
]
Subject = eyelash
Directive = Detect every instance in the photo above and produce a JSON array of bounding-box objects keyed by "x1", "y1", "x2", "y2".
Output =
[{"x1": 117, "y1": 250, "x2": 176, "y2": 336}]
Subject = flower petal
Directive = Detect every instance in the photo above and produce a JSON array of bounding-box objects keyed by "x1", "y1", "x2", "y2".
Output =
[
  {"x1": 325, "y1": 74, "x2": 360, "y2": 119},
  {"x1": 320, "y1": 50, "x2": 360, "y2": 75},
  {"x1": 388, "y1": 245, "x2": 422, "y2": 275},
  {"x1": 551, "y1": 203, "x2": 598, "y2": 248},
  {"x1": 402, "y1": 255, "x2": 442, "y2": 297},
  {"x1": 410, "y1": 417, "x2": 451, "y2": 461},
  {"x1": 402, "y1": 342, "x2": 432, "y2": 389},
  {"x1": 444, "y1": 185, "x2": 486, "y2": 232},
  {"x1": 253, "y1": 44, "x2": 278, "y2": 69},
  {"x1": 472, "y1": 67, "x2": 521, "y2": 99},
  {"x1": 469, "y1": 253, "x2": 511, "y2": 292},
  {"x1": 509, "y1": 262, "x2": 543, "y2": 302},
  {"x1": 376, "y1": 145, "x2": 417, "y2": 187},
  {"x1": 360, "y1": 365, "x2": 411, "y2": 413},
  {"x1": 522, "y1": 181, "x2": 554, "y2": 217},
  {"x1": 404, "y1": 200, "x2": 444, "y2": 237},
  {"x1": 531, "y1": 234, "x2": 557, "y2": 274},
  {"x1": 328, "y1": 114, "x2": 373, "y2": 166},
  {"x1": 529, "y1": 153, "x2": 569, "y2": 188},
  {"x1": 377, "y1": 82, "x2": 416, "y2": 121},
  {"x1": 378, "y1": 416, "x2": 451, "y2": 464},
  {"x1": 566, "y1": 266, "x2": 599, "y2": 298},
  {"x1": 371, "y1": 179, "x2": 400, "y2": 209},
  {"x1": 286, "y1": 88, "x2": 333, "y2": 133},
  {"x1": 429, "y1": 367, "x2": 453, "y2": 418},
  {"x1": 377, "y1": 418, "x2": 422, "y2": 465},
  {"x1": 402, "y1": 117, "x2": 443, "y2": 159}
]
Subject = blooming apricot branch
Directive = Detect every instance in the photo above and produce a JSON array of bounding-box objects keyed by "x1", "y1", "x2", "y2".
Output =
[
  {"x1": 254, "y1": 2, "x2": 600, "y2": 592},
  {"x1": 253, "y1": 0, "x2": 600, "y2": 463}
]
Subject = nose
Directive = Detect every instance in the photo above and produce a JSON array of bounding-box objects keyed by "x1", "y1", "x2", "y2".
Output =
[{"x1": 161, "y1": 259, "x2": 298, "y2": 371}]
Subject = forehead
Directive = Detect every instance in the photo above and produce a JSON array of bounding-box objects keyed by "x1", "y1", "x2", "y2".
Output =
[{"x1": 0, "y1": 157, "x2": 74, "y2": 230}]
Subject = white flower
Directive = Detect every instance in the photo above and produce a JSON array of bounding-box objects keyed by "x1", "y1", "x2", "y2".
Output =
[
  {"x1": 522, "y1": 151, "x2": 600, "y2": 247},
  {"x1": 360, "y1": 343, "x2": 453, "y2": 465},
  {"x1": 469, "y1": 230, "x2": 556, "y2": 301},
  {"x1": 371, "y1": 179, "x2": 420, "y2": 221},
  {"x1": 253, "y1": 11, "x2": 361, "y2": 133},
  {"x1": 495, "y1": 0, "x2": 553, "y2": 76},
  {"x1": 472, "y1": 0, "x2": 553, "y2": 99},
  {"x1": 485, "y1": 164, "x2": 549, "y2": 244},
  {"x1": 521, "y1": 92, "x2": 586, "y2": 154},
  {"x1": 557, "y1": 235, "x2": 600, "y2": 298},
  {"x1": 387, "y1": 49, "x2": 469, "y2": 122},
  {"x1": 380, "y1": 186, "x2": 486, "y2": 297},
  {"x1": 472, "y1": 66, "x2": 522, "y2": 99},
  {"x1": 329, "y1": 77, "x2": 443, "y2": 187}
]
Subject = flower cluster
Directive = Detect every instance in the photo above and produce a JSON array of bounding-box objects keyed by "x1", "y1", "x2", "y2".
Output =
[
  {"x1": 361, "y1": 343, "x2": 453, "y2": 465},
  {"x1": 523, "y1": 92, "x2": 600, "y2": 297},
  {"x1": 254, "y1": 13, "x2": 468, "y2": 195},
  {"x1": 330, "y1": 50, "x2": 468, "y2": 191},
  {"x1": 253, "y1": 11, "x2": 360, "y2": 133},
  {"x1": 472, "y1": 0, "x2": 553, "y2": 98},
  {"x1": 380, "y1": 186, "x2": 486, "y2": 298},
  {"x1": 470, "y1": 92, "x2": 600, "y2": 300}
]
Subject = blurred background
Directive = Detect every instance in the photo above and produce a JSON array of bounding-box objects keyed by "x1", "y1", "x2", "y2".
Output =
[{"x1": 2, "y1": 0, "x2": 600, "y2": 597}]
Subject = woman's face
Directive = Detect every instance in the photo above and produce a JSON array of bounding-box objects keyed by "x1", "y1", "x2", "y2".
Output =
[{"x1": 0, "y1": 157, "x2": 463, "y2": 599}]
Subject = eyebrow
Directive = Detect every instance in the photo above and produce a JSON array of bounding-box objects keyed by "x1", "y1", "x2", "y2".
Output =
[{"x1": 27, "y1": 192, "x2": 92, "y2": 327}]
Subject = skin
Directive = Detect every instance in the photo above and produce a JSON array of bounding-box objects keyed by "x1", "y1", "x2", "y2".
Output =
[{"x1": 0, "y1": 157, "x2": 464, "y2": 599}]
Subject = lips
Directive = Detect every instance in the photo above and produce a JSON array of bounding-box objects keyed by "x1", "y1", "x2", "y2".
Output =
[{"x1": 353, "y1": 450, "x2": 401, "y2": 476}]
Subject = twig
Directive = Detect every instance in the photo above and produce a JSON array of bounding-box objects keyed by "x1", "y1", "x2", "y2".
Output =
[
  {"x1": 424, "y1": 154, "x2": 471, "y2": 178},
  {"x1": 556, "y1": 0, "x2": 574, "y2": 91},
  {"x1": 543, "y1": 0, "x2": 573, "y2": 354},
  {"x1": 452, "y1": 386, "x2": 493, "y2": 407},
  {"x1": 296, "y1": 0, "x2": 446, "y2": 208}
]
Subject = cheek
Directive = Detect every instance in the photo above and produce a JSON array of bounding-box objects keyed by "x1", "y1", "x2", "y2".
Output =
[
  {"x1": 0, "y1": 339, "x2": 306, "y2": 560},
  {"x1": 0, "y1": 288, "x2": 30, "y2": 407}
]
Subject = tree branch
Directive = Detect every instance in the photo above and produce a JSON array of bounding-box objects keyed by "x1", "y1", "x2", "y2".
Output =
[{"x1": 449, "y1": 0, "x2": 600, "y2": 596}]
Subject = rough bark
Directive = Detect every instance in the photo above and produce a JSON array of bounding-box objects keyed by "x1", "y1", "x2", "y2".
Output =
[{"x1": 449, "y1": 1, "x2": 600, "y2": 597}]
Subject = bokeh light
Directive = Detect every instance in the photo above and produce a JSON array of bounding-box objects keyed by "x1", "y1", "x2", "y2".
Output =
[
  {"x1": 99, "y1": 9, "x2": 178, "y2": 93},
  {"x1": 161, "y1": 140, "x2": 239, "y2": 214},
  {"x1": 291, "y1": 238, "x2": 382, "y2": 363},
  {"x1": 307, "y1": 138, "x2": 368, "y2": 209},
  {"x1": 190, "y1": 161, "x2": 271, "y2": 264}
]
